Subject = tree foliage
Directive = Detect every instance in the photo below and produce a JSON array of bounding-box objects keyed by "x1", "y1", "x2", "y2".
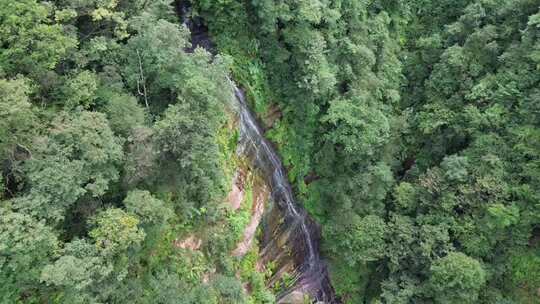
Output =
[
  {"x1": 0, "y1": 0, "x2": 77, "y2": 76},
  {"x1": 427, "y1": 252, "x2": 487, "y2": 304},
  {"x1": 1, "y1": 0, "x2": 540, "y2": 303}
]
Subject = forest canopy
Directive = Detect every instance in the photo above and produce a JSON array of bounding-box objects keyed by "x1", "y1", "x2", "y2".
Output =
[{"x1": 1, "y1": 0, "x2": 539, "y2": 303}]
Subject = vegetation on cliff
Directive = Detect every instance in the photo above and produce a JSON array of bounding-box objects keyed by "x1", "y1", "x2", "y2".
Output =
[{"x1": 1, "y1": 0, "x2": 540, "y2": 303}]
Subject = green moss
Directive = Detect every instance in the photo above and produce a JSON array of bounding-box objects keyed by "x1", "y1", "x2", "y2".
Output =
[
  {"x1": 217, "y1": 119, "x2": 240, "y2": 186},
  {"x1": 235, "y1": 236, "x2": 276, "y2": 303},
  {"x1": 227, "y1": 183, "x2": 252, "y2": 243}
]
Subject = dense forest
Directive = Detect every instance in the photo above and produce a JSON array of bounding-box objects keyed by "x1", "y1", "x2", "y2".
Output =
[{"x1": 1, "y1": 0, "x2": 539, "y2": 303}]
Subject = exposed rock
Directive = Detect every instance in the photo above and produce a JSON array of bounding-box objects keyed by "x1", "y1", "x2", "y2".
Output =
[
  {"x1": 202, "y1": 268, "x2": 216, "y2": 284},
  {"x1": 303, "y1": 171, "x2": 320, "y2": 185},
  {"x1": 174, "y1": 235, "x2": 202, "y2": 250},
  {"x1": 232, "y1": 182, "x2": 269, "y2": 257},
  {"x1": 277, "y1": 291, "x2": 310, "y2": 304},
  {"x1": 227, "y1": 169, "x2": 246, "y2": 211},
  {"x1": 262, "y1": 103, "x2": 282, "y2": 130}
]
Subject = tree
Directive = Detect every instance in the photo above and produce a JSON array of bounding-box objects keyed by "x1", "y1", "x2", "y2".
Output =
[
  {"x1": 0, "y1": 77, "x2": 36, "y2": 159},
  {"x1": 20, "y1": 111, "x2": 123, "y2": 222},
  {"x1": 324, "y1": 213, "x2": 387, "y2": 267},
  {"x1": 440, "y1": 155, "x2": 469, "y2": 183},
  {"x1": 153, "y1": 102, "x2": 226, "y2": 218},
  {"x1": 140, "y1": 271, "x2": 194, "y2": 304},
  {"x1": 123, "y1": 126, "x2": 156, "y2": 188},
  {"x1": 103, "y1": 92, "x2": 146, "y2": 136},
  {"x1": 56, "y1": 0, "x2": 130, "y2": 40},
  {"x1": 211, "y1": 274, "x2": 248, "y2": 304},
  {"x1": 122, "y1": 18, "x2": 190, "y2": 111},
  {"x1": 124, "y1": 189, "x2": 172, "y2": 227},
  {"x1": 122, "y1": 17, "x2": 232, "y2": 113},
  {"x1": 41, "y1": 255, "x2": 109, "y2": 303},
  {"x1": 0, "y1": 208, "x2": 58, "y2": 302},
  {"x1": 427, "y1": 252, "x2": 486, "y2": 304},
  {"x1": 0, "y1": 0, "x2": 77, "y2": 76},
  {"x1": 393, "y1": 182, "x2": 419, "y2": 214},
  {"x1": 40, "y1": 238, "x2": 114, "y2": 303},
  {"x1": 0, "y1": 175, "x2": 4, "y2": 200},
  {"x1": 62, "y1": 71, "x2": 99, "y2": 109},
  {"x1": 89, "y1": 208, "x2": 145, "y2": 257},
  {"x1": 322, "y1": 97, "x2": 391, "y2": 158}
]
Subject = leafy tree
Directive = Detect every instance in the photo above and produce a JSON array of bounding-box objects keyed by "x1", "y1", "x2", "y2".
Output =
[
  {"x1": 62, "y1": 70, "x2": 99, "y2": 109},
  {"x1": 122, "y1": 18, "x2": 190, "y2": 111},
  {"x1": 0, "y1": 77, "x2": 36, "y2": 159},
  {"x1": 324, "y1": 214, "x2": 387, "y2": 267},
  {"x1": 56, "y1": 0, "x2": 130, "y2": 40},
  {"x1": 393, "y1": 182, "x2": 419, "y2": 214},
  {"x1": 20, "y1": 111, "x2": 123, "y2": 222},
  {"x1": 0, "y1": 175, "x2": 4, "y2": 200},
  {"x1": 322, "y1": 97, "x2": 390, "y2": 158},
  {"x1": 508, "y1": 249, "x2": 540, "y2": 301},
  {"x1": 89, "y1": 208, "x2": 145, "y2": 256},
  {"x1": 153, "y1": 102, "x2": 226, "y2": 218},
  {"x1": 103, "y1": 92, "x2": 146, "y2": 136},
  {"x1": 124, "y1": 189, "x2": 172, "y2": 226},
  {"x1": 0, "y1": 208, "x2": 58, "y2": 302},
  {"x1": 40, "y1": 238, "x2": 114, "y2": 303},
  {"x1": 0, "y1": 0, "x2": 77, "y2": 76},
  {"x1": 380, "y1": 275, "x2": 420, "y2": 304},
  {"x1": 123, "y1": 126, "x2": 156, "y2": 188},
  {"x1": 211, "y1": 274, "x2": 248, "y2": 304},
  {"x1": 41, "y1": 255, "x2": 109, "y2": 303},
  {"x1": 427, "y1": 252, "x2": 486, "y2": 304},
  {"x1": 140, "y1": 271, "x2": 194, "y2": 304}
]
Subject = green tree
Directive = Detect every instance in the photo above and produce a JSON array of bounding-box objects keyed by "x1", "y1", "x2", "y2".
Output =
[
  {"x1": 427, "y1": 252, "x2": 486, "y2": 304},
  {"x1": 56, "y1": 0, "x2": 129, "y2": 40},
  {"x1": 0, "y1": 208, "x2": 58, "y2": 302},
  {"x1": 0, "y1": 0, "x2": 77, "y2": 76},
  {"x1": 0, "y1": 77, "x2": 36, "y2": 159},
  {"x1": 322, "y1": 97, "x2": 390, "y2": 158},
  {"x1": 40, "y1": 238, "x2": 114, "y2": 303},
  {"x1": 20, "y1": 111, "x2": 123, "y2": 222},
  {"x1": 153, "y1": 102, "x2": 226, "y2": 218},
  {"x1": 89, "y1": 208, "x2": 145, "y2": 256},
  {"x1": 124, "y1": 189, "x2": 172, "y2": 227},
  {"x1": 103, "y1": 92, "x2": 146, "y2": 136},
  {"x1": 62, "y1": 71, "x2": 99, "y2": 109},
  {"x1": 324, "y1": 214, "x2": 387, "y2": 267},
  {"x1": 123, "y1": 126, "x2": 156, "y2": 188},
  {"x1": 140, "y1": 271, "x2": 194, "y2": 304},
  {"x1": 211, "y1": 274, "x2": 248, "y2": 304}
]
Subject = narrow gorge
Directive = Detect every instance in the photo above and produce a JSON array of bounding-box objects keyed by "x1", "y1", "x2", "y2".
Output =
[{"x1": 179, "y1": 2, "x2": 336, "y2": 302}]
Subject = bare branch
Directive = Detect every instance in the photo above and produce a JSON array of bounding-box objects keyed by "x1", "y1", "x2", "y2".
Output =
[{"x1": 136, "y1": 49, "x2": 149, "y2": 110}]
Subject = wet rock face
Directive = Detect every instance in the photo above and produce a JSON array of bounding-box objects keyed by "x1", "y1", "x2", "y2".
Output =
[
  {"x1": 234, "y1": 87, "x2": 336, "y2": 303},
  {"x1": 177, "y1": 0, "x2": 215, "y2": 53}
]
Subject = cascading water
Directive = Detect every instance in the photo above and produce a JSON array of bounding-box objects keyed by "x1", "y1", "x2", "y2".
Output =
[
  {"x1": 233, "y1": 86, "x2": 336, "y2": 303},
  {"x1": 178, "y1": 2, "x2": 336, "y2": 302}
]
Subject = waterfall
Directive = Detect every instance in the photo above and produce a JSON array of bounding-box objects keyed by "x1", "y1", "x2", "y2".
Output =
[
  {"x1": 178, "y1": 2, "x2": 336, "y2": 302},
  {"x1": 233, "y1": 86, "x2": 336, "y2": 303}
]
